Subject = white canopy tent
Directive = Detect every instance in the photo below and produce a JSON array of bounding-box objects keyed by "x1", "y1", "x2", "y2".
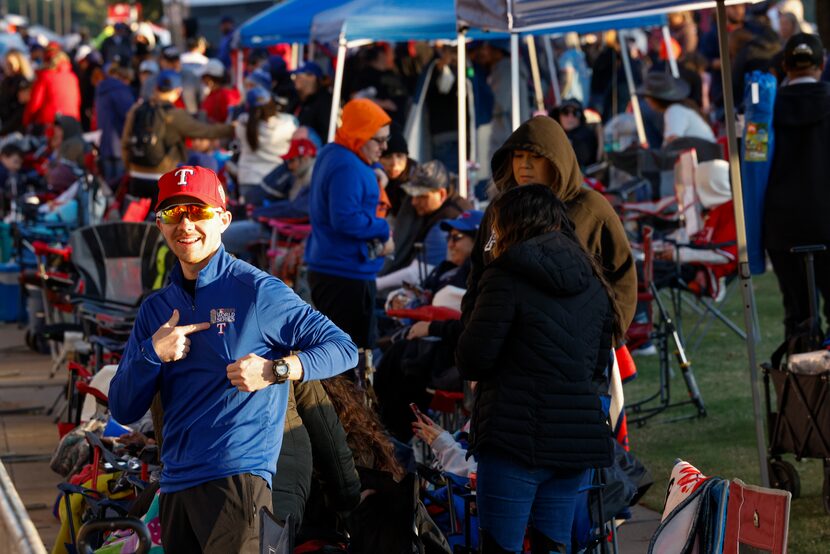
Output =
[{"x1": 456, "y1": 0, "x2": 770, "y2": 486}]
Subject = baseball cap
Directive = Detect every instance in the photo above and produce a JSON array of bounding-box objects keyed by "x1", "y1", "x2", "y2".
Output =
[
  {"x1": 244, "y1": 68, "x2": 272, "y2": 90},
  {"x1": 161, "y1": 46, "x2": 181, "y2": 61},
  {"x1": 139, "y1": 59, "x2": 159, "y2": 74},
  {"x1": 401, "y1": 160, "x2": 450, "y2": 197},
  {"x1": 292, "y1": 61, "x2": 323, "y2": 80},
  {"x1": 155, "y1": 166, "x2": 227, "y2": 211},
  {"x1": 203, "y1": 58, "x2": 225, "y2": 79},
  {"x1": 246, "y1": 86, "x2": 271, "y2": 108},
  {"x1": 440, "y1": 210, "x2": 484, "y2": 235},
  {"x1": 283, "y1": 138, "x2": 317, "y2": 161},
  {"x1": 156, "y1": 69, "x2": 182, "y2": 92},
  {"x1": 784, "y1": 33, "x2": 824, "y2": 71}
]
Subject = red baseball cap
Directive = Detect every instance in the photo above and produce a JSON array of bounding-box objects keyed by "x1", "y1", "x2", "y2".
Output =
[
  {"x1": 155, "y1": 166, "x2": 227, "y2": 211},
  {"x1": 282, "y1": 138, "x2": 317, "y2": 161}
]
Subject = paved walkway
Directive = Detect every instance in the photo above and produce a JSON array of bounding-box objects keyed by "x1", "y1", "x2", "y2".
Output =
[
  {"x1": 0, "y1": 324, "x2": 64, "y2": 548},
  {"x1": 0, "y1": 322, "x2": 662, "y2": 551}
]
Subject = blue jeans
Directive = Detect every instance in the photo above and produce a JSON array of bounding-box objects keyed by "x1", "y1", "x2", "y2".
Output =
[
  {"x1": 476, "y1": 450, "x2": 586, "y2": 552},
  {"x1": 222, "y1": 220, "x2": 269, "y2": 261}
]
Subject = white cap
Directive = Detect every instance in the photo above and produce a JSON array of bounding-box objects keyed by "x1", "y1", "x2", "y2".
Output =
[
  {"x1": 695, "y1": 160, "x2": 732, "y2": 209},
  {"x1": 203, "y1": 58, "x2": 225, "y2": 79},
  {"x1": 74, "y1": 44, "x2": 92, "y2": 64}
]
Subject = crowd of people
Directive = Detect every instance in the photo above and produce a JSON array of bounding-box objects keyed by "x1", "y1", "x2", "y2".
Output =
[{"x1": 2, "y1": 1, "x2": 829, "y2": 552}]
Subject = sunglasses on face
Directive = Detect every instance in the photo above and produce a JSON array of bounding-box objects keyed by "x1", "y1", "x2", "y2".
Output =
[
  {"x1": 447, "y1": 232, "x2": 468, "y2": 244},
  {"x1": 560, "y1": 108, "x2": 581, "y2": 116},
  {"x1": 156, "y1": 204, "x2": 224, "y2": 225}
]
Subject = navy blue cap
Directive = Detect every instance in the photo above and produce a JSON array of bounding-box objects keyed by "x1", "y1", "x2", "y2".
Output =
[
  {"x1": 156, "y1": 69, "x2": 182, "y2": 92},
  {"x1": 440, "y1": 210, "x2": 484, "y2": 234},
  {"x1": 246, "y1": 86, "x2": 271, "y2": 108},
  {"x1": 292, "y1": 61, "x2": 323, "y2": 79}
]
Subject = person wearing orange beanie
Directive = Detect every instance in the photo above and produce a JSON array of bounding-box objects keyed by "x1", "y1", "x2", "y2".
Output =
[{"x1": 305, "y1": 98, "x2": 392, "y2": 349}]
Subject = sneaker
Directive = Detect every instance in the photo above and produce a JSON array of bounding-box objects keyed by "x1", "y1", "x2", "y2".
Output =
[{"x1": 631, "y1": 343, "x2": 657, "y2": 356}]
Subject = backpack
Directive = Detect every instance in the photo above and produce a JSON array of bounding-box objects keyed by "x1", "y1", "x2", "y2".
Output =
[{"x1": 128, "y1": 102, "x2": 169, "y2": 167}]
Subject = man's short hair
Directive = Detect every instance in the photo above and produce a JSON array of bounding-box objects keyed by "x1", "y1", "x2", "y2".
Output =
[
  {"x1": 1, "y1": 143, "x2": 23, "y2": 158},
  {"x1": 784, "y1": 33, "x2": 824, "y2": 71}
]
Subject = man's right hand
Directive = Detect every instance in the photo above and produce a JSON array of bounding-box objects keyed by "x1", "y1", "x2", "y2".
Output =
[{"x1": 152, "y1": 309, "x2": 211, "y2": 362}]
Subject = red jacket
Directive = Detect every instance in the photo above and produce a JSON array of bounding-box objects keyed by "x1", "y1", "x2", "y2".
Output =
[
  {"x1": 201, "y1": 87, "x2": 241, "y2": 124},
  {"x1": 23, "y1": 60, "x2": 81, "y2": 127}
]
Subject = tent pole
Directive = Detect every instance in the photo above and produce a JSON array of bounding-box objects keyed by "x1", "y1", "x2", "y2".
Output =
[
  {"x1": 298, "y1": 44, "x2": 305, "y2": 66},
  {"x1": 617, "y1": 29, "x2": 647, "y2": 147},
  {"x1": 457, "y1": 30, "x2": 468, "y2": 198},
  {"x1": 291, "y1": 42, "x2": 300, "y2": 69},
  {"x1": 510, "y1": 33, "x2": 521, "y2": 130},
  {"x1": 661, "y1": 25, "x2": 680, "y2": 78},
  {"x1": 328, "y1": 33, "x2": 348, "y2": 143},
  {"x1": 526, "y1": 35, "x2": 545, "y2": 112},
  {"x1": 544, "y1": 35, "x2": 561, "y2": 106},
  {"x1": 715, "y1": 0, "x2": 769, "y2": 488},
  {"x1": 236, "y1": 48, "x2": 244, "y2": 95}
]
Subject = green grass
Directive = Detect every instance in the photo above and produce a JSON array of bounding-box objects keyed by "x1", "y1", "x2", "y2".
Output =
[{"x1": 625, "y1": 273, "x2": 830, "y2": 552}]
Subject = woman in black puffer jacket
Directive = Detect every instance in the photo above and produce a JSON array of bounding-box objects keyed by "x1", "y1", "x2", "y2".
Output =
[{"x1": 456, "y1": 185, "x2": 619, "y2": 553}]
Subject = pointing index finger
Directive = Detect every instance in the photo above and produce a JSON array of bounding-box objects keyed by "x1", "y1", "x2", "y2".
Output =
[{"x1": 179, "y1": 322, "x2": 212, "y2": 335}]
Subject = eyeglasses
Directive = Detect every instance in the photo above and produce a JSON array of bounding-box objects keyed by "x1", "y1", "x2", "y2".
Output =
[
  {"x1": 447, "y1": 232, "x2": 468, "y2": 244},
  {"x1": 370, "y1": 135, "x2": 390, "y2": 145},
  {"x1": 156, "y1": 204, "x2": 224, "y2": 225}
]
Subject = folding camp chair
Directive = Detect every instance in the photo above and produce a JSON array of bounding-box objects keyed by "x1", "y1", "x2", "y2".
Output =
[
  {"x1": 631, "y1": 150, "x2": 745, "y2": 350},
  {"x1": 722, "y1": 479, "x2": 791, "y2": 554},
  {"x1": 69, "y1": 221, "x2": 167, "y2": 351},
  {"x1": 627, "y1": 225, "x2": 706, "y2": 426}
]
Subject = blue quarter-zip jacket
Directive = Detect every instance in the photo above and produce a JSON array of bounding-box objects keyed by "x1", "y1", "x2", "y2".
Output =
[
  {"x1": 109, "y1": 246, "x2": 357, "y2": 493},
  {"x1": 305, "y1": 143, "x2": 390, "y2": 280}
]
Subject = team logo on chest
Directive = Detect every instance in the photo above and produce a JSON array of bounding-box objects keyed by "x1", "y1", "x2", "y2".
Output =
[{"x1": 210, "y1": 308, "x2": 236, "y2": 335}]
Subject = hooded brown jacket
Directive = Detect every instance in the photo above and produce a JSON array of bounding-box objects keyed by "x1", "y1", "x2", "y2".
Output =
[{"x1": 466, "y1": 116, "x2": 636, "y2": 334}]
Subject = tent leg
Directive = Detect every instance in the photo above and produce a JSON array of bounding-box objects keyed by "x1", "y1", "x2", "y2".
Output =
[
  {"x1": 662, "y1": 25, "x2": 680, "y2": 78},
  {"x1": 236, "y1": 49, "x2": 244, "y2": 95},
  {"x1": 715, "y1": 0, "x2": 770, "y2": 488},
  {"x1": 543, "y1": 35, "x2": 561, "y2": 106},
  {"x1": 510, "y1": 33, "x2": 521, "y2": 131},
  {"x1": 328, "y1": 35, "x2": 348, "y2": 143},
  {"x1": 457, "y1": 30, "x2": 468, "y2": 198},
  {"x1": 526, "y1": 35, "x2": 545, "y2": 113},
  {"x1": 617, "y1": 29, "x2": 647, "y2": 147}
]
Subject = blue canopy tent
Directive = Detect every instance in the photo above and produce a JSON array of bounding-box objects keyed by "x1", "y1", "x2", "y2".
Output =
[
  {"x1": 236, "y1": 0, "x2": 352, "y2": 47},
  {"x1": 457, "y1": 0, "x2": 770, "y2": 487}
]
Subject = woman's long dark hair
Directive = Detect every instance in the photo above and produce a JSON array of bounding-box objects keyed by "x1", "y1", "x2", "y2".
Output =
[
  {"x1": 490, "y1": 184, "x2": 623, "y2": 342},
  {"x1": 320, "y1": 376, "x2": 406, "y2": 481},
  {"x1": 245, "y1": 100, "x2": 278, "y2": 152}
]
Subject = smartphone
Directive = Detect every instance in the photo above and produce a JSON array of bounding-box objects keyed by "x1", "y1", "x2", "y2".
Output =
[{"x1": 409, "y1": 402, "x2": 423, "y2": 418}]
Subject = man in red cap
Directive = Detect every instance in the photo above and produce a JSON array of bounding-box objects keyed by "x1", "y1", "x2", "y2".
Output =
[
  {"x1": 109, "y1": 166, "x2": 356, "y2": 553},
  {"x1": 223, "y1": 138, "x2": 318, "y2": 259}
]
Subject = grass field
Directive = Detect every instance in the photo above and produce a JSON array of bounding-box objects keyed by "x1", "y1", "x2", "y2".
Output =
[{"x1": 625, "y1": 272, "x2": 830, "y2": 552}]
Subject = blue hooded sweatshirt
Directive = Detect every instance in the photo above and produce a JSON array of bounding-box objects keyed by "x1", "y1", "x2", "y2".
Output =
[
  {"x1": 95, "y1": 76, "x2": 136, "y2": 159},
  {"x1": 305, "y1": 143, "x2": 389, "y2": 280},
  {"x1": 109, "y1": 246, "x2": 357, "y2": 493}
]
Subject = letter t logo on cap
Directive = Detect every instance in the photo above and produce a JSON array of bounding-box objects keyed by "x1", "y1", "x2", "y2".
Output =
[{"x1": 175, "y1": 168, "x2": 195, "y2": 186}]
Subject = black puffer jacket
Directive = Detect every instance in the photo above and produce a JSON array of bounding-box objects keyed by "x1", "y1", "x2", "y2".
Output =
[{"x1": 456, "y1": 231, "x2": 614, "y2": 470}]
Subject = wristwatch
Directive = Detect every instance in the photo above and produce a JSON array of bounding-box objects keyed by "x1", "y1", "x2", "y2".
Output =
[{"x1": 271, "y1": 359, "x2": 290, "y2": 384}]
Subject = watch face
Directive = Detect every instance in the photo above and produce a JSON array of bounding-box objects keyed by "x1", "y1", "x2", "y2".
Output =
[{"x1": 273, "y1": 360, "x2": 289, "y2": 380}]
